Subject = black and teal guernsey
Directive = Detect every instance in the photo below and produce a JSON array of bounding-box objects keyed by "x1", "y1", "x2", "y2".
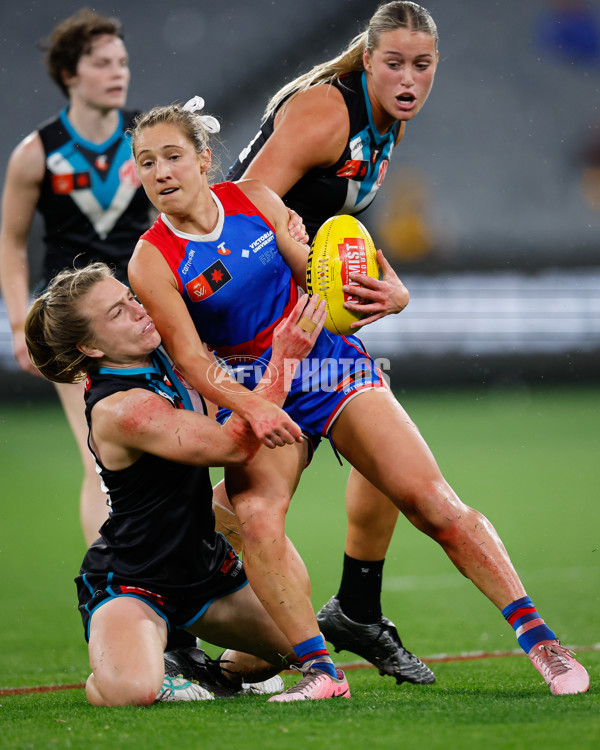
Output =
[
  {"x1": 37, "y1": 109, "x2": 150, "y2": 284},
  {"x1": 227, "y1": 71, "x2": 401, "y2": 240},
  {"x1": 80, "y1": 347, "x2": 234, "y2": 594}
]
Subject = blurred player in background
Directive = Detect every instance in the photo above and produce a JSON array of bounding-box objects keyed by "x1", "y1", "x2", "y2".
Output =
[
  {"x1": 24, "y1": 262, "x2": 332, "y2": 706},
  {"x1": 127, "y1": 100, "x2": 589, "y2": 698},
  {"x1": 0, "y1": 9, "x2": 150, "y2": 544},
  {"x1": 0, "y1": 8, "x2": 309, "y2": 548},
  {"x1": 227, "y1": 0, "x2": 437, "y2": 683}
]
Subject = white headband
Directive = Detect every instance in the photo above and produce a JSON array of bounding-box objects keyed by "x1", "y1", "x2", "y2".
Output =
[{"x1": 182, "y1": 96, "x2": 220, "y2": 134}]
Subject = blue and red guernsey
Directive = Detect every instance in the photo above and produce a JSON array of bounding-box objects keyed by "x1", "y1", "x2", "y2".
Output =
[{"x1": 140, "y1": 181, "x2": 298, "y2": 361}]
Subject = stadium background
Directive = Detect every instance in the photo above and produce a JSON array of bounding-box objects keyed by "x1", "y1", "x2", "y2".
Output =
[
  {"x1": 0, "y1": 5, "x2": 599, "y2": 743},
  {"x1": 1, "y1": 0, "x2": 599, "y2": 396}
]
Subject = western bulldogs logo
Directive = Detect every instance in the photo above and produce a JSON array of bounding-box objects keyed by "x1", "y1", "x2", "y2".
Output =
[{"x1": 185, "y1": 259, "x2": 232, "y2": 301}]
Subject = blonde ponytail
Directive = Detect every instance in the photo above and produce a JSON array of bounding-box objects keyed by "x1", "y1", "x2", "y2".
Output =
[{"x1": 264, "y1": 30, "x2": 366, "y2": 119}]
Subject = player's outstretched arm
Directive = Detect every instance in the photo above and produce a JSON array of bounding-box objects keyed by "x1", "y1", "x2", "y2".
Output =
[
  {"x1": 220, "y1": 291, "x2": 326, "y2": 450},
  {"x1": 259, "y1": 292, "x2": 326, "y2": 406},
  {"x1": 129, "y1": 238, "x2": 303, "y2": 448},
  {"x1": 90, "y1": 388, "x2": 260, "y2": 468},
  {"x1": 90, "y1": 294, "x2": 325, "y2": 466}
]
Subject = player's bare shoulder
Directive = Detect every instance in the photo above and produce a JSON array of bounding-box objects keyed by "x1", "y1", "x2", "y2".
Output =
[
  {"x1": 92, "y1": 387, "x2": 166, "y2": 441},
  {"x1": 277, "y1": 82, "x2": 347, "y2": 126},
  {"x1": 234, "y1": 178, "x2": 286, "y2": 222},
  {"x1": 6, "y1": 130, "x2": 45, "y2": 184},
  {"x1": 275, "y1": 84, "x2": 349, "y2": 165}
]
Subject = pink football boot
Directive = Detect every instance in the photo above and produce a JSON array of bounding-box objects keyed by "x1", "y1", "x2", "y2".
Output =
[
  {"x1": 267, "y1": 662, "x2": 350, "y2": 702},
  {"x1": 528, "y1": 640, "x2": 590, "y2": 695}
]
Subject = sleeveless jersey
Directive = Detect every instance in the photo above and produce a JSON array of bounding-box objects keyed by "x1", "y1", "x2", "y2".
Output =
[
  {"x1": 227, "y1": 71, "x2": 401, "y2": 240},
  {"x1": 81, "y1": 346, "x2": 229, "y2": 591},
  {"x1": 140, "y1": 181, "x2": 299, "y2": 361},
  {"x1": 37, "y1": 109, "x2": 150, "y2": 284}
]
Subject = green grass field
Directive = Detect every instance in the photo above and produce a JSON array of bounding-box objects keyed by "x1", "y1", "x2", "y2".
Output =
[{"x1": 1, "y1": 385, "x2": 599, "y2": 749}]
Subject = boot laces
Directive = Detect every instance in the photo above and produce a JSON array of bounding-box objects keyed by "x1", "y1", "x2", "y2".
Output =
[
  {"x1": 279, "y1": 662, "x2": 332, "y2": 695},
  {"x1": 535, "y1": 643, "x2": 575, "y2": 677}
]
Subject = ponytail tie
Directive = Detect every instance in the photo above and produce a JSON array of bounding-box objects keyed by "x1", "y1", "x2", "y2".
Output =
[{"x1": 182, "y1": 96, "x2": 220, "y2": 134}]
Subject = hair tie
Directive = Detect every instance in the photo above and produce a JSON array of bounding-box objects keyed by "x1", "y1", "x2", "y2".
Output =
[{"x1": 182, "y1": 95, "x2": 220, "y2": 134}]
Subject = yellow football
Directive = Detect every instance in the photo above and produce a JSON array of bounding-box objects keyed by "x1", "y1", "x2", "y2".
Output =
[{"x1": 306, "y1": 215, "x2": 379, "y2": 335}]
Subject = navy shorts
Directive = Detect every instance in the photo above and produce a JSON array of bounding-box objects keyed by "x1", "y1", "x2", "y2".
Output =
[{"x1": 75, "y1": 546, "x2": 248, "y2": 642}]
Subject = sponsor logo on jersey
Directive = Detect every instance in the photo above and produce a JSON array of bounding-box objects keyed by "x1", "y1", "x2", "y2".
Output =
[
  {"x1": 217, "y1": 241, "x2": 231, "y2": 255},
  {"x1": 116, "y1": 585, "x2": 166, "y2": 605},
  {"x1": 337, "y1": 160, "x2": 369, "y2": 180},
  {"x1": 181, "y1": 248, "x2": 196, "y2": 275},
  {"x1": 172, "y1": 364, "x2": 195, "y2": 391},
  {"x1": 220, "y1": 549, "x2": 242, "y2": 577},
  {"x1": 185, "y1": 259, "x2": 232, "y2": 301},
  {"x1": 119, "y1": 159, "x2": 142, "y2": 189},
  {"x1": 241, "y1": 230, "x2": 275, "y2": 259},
  {"x1": 51, "y1": 171, "x2": 92, "y2": 194},
  {"x1": 47, "y1": 144, "x2": 140, "y2": 238},
  {"x1": 250, "y1": 230, "x2": 274, "y2": 252},
  {"x1": 155, "y1": 387, "x2": 176, "y2": 408},
  {"x1": 376, "y1": 159, "x2": 389, "y2": 187},
  {"x1": 335, "y1": 360, "x2": 375, "y2": 392},
  {"x1": 95, "y1": 154, "x2": 108, "y2": 171}
]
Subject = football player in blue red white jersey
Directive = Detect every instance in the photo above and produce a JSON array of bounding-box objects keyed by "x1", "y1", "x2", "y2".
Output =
[{"x1": 126, "y1": 99, "x2": 590, "y2": 699}]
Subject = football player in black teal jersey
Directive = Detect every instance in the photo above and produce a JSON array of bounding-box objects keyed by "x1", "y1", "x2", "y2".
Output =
[
  {"x1": 0, "y1": 10, "x2": 151, "y2": 544},
  {"x1": 24, "y1": 262, "x2": 330, "y2": 706}
]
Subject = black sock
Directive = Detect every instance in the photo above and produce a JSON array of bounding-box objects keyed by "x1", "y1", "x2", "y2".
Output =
[
  {"x1": 336, "y1": 553, "x2": 384, "y2": 624},
  {"x1": 165, "y1": 629, "x2": 197, "y2": 651}
]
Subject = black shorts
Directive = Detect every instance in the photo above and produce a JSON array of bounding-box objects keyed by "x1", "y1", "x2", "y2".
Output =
[{"x1": 75, "y1": 546, "x2": 248, "y2": 642}]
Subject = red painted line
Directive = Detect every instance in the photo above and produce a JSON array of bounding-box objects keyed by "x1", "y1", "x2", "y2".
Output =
[
  {"x1": 0, "y1": 682, "x2": 85, "y2": 696},
  {"x1": 335, "y1": 643, "x2": 599, "y2": 671},
  {"x1": 2, "y1": 644, "x2": 597, "y2": 696}
]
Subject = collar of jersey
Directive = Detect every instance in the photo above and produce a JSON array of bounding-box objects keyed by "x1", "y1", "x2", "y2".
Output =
[
  {"x1": 361, "y1": 71, "x2": 393, "y2": 144},
  {"x1": 97, "y1": 363, "x2": 160, "y2": 377},
  {"x1": 59, "y1": 108, "x2": 125, "y2": 153},
  {"x1": 161, "y1": 191, "x2": 224, "y2": 242}
]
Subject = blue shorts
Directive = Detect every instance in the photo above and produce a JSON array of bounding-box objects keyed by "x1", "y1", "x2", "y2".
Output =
[
  {"x1": 216, "y1": 330, "x2": 386, "y2": 447},
  {"x1": 75, "y1": 545, "x2": 248, "y2": 642}
]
